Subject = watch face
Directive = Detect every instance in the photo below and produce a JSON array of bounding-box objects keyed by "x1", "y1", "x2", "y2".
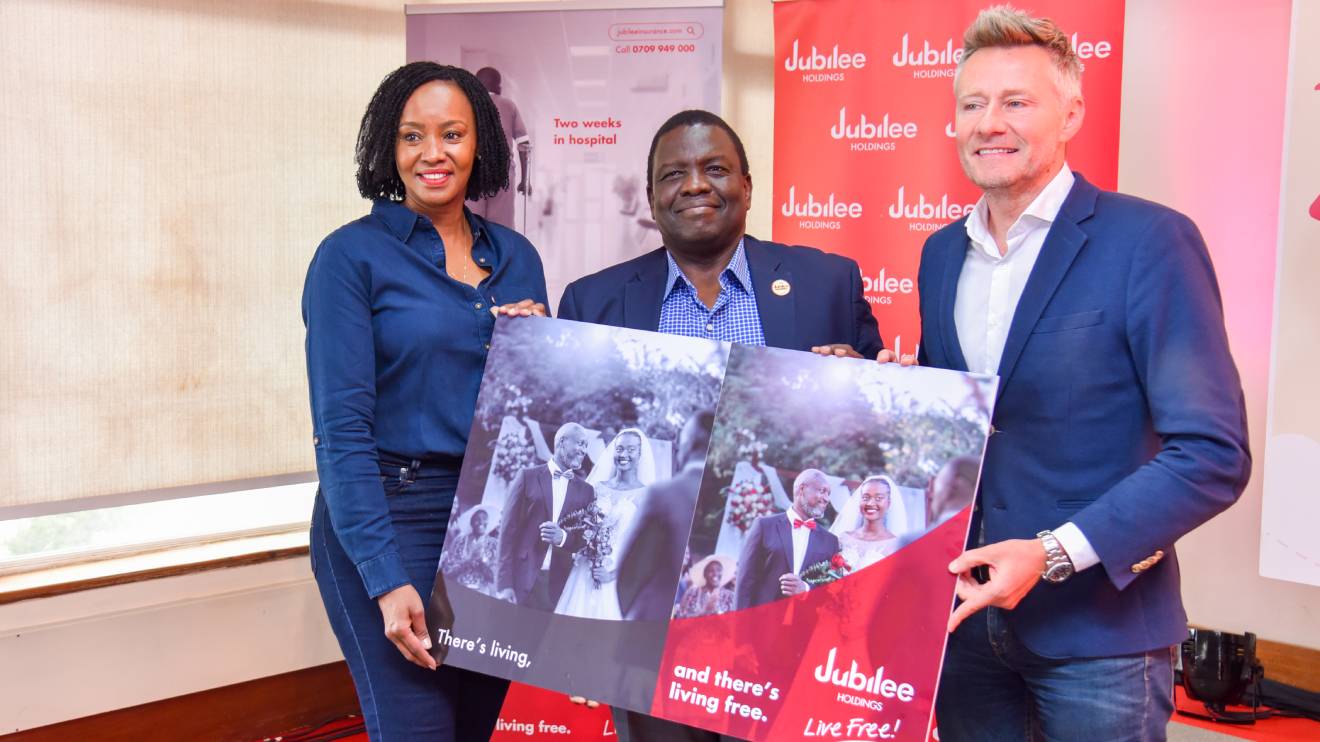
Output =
[{"x1": 1044, "y1": 562, "x2": 1074, "y2": 583}]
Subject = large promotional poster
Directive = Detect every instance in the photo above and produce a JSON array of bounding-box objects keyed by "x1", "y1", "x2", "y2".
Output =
[
  {"x1": 427, "y1": 317, "x2": 996, "y2": 739},
  {"x1": 771, "y1": 0, "x2": 1126, "y2": 358},
  {"x1": 406, "y1": 1, "x2": 723, "y2": 311}
]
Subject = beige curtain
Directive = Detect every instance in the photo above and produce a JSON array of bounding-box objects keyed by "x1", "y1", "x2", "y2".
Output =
[{"x1": 0, "y1": 0, "x2": 403, "y2": 513}]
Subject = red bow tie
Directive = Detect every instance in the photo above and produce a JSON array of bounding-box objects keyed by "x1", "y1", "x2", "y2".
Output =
[{"x1": 793, "y1": 518, "x2": 816, "y2": 530}]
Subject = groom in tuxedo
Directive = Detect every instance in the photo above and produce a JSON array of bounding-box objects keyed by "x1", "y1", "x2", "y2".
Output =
[
  {"x1": 496, "y1": 422, "x2": 594, "y2": 611},
  {"x1": 735, "y1": 468, "x2": 841, "y2": 610}
]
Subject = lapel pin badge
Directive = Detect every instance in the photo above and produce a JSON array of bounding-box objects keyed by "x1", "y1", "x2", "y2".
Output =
[{"x1": 771, "y1": 279, "x2": 791, "y2": 296}]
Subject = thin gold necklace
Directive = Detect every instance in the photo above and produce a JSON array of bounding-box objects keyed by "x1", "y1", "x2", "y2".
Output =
[{"x1": 452, "y1": 226, "x2": 474, "y2": 285}]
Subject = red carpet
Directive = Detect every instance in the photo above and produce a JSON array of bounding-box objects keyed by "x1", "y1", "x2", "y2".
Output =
[
  {"x1": 256, "y1": 714, "x2": 365, "y2": 741},
  {"x1": 1174, "y1": 686, "x2": 1320, "y2": 741},
  {"x1": 261, "y1": 689, "x2": 1320, "y2": 741}
]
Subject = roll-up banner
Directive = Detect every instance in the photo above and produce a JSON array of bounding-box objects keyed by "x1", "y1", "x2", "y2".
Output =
[
  {"x1": 1259, "y1": 0, "x2": 1320, "y2": 589},
  {"x1": 405, "y1": 3, "x2": 723, "y2": 735},
  {"x1": 406, "y1": 0, "x2": 724, "y2": 313},
  {"x1": 771, "y1": 0, "x2": 1126, "y2": 358}
]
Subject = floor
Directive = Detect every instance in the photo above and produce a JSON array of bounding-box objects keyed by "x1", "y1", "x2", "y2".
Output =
[{"x1": 262, "y1": 686, "x2": 1320, "y2": 741}]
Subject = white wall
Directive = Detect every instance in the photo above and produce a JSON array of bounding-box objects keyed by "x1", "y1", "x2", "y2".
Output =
[
  {"x1": 1117, "y1": 0, "x2": 1320, "y2": 650},
  {"x1": 2, "y1": 0, "x2": 397, "y2": 729},
  {"x1": 0, "y1": 558, "x2": 341, "y2": 732}
]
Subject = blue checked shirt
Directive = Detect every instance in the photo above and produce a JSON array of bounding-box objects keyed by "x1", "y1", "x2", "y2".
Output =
[{"x1": 658, "y1": 239, "x2": 766, "y2": 346}]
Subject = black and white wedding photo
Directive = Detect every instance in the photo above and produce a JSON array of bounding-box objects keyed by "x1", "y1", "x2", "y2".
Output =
[
  {"x1": 425, "y1": 317, "x2": 727, "y2": 710},
  {"x1": 684, "y1": 345, "x2": 997, "y2": 612},
  {"x1": 440, "y1": 317, "x2": 728, "y2": 622},
  {"x1": 426, "y1": 319, "x2": 1000, "y2": 712}
]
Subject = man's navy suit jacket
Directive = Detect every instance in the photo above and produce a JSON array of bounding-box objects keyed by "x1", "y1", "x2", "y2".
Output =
[
  {"x1": 734, "y1": 513, "x2": 840, "y2": 611},
  {"x1": 495, "y1": 464, "x2": 594, "y2": 605},
  {"x1": 917, "y1": 173, "x2": 1251, "y2": 658},
  {"x1": 557, "y1": 235, "x2": 884, "y2": 358}
]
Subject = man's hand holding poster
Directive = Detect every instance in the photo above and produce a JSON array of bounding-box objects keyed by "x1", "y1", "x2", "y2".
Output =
[{"x1": 426, "y1": 317, "x2": 996, "y2": 740}]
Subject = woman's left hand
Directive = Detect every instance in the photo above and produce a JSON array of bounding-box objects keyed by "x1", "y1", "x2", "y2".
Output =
[
  {"x1": 492, "y1": 299, "x2": 547, "y2": 317},
  {"x1": 377, "y1": 584, "x2": 438, "y2": 670}
]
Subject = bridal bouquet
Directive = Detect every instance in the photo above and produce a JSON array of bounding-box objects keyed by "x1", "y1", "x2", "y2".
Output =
[
  {"x1": 801, "y1": 552, "x2": 853, "y2": 587},
  {"x1": 723, "y1": 479, "x2": 775, "y2": 533},
  {"x1": 559, "y1": 501, "x2": 615, "y2": 589}
]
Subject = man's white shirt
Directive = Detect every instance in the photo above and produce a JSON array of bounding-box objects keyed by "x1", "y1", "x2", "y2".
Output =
[
  {"x1": 541, "y1": 459, "x2": 570, "y2": 571},
  {"x1": 957, "y1": 164, "x2": 1099, "y2": 573},
  {"x1": 958, "y1": 165, "x2": 1074, "y2": 377},
  {"x1": 786, "y1": 511, "x2": 812, "y2": 574}
]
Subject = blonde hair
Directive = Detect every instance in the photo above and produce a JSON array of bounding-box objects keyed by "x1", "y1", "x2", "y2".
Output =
[{"x1": 956, "y1": 5, "x2": 1082, "y2": 102}]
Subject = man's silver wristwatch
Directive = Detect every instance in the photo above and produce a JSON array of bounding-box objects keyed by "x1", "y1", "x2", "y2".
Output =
[{"x1": 1037, "y1": 530, "x2": 1075, "y2": 583}]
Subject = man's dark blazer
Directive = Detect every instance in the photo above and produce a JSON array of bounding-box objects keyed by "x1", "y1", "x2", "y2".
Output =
[
  {"x1": 495, "y1": 463, "x2": 594, "y2": 606},
  {"x1": 557, "y1": 235, "x2": 884, "y2": 358},
  {"x1": 916, "y1": 173, "x2": 1251, "y2": 658},
  {"x1": 734, "y1": 513, "x2": 840, "y2": 611},
  {"x1": 618, "y1": 462, "x2": 705, "y2": 621}
]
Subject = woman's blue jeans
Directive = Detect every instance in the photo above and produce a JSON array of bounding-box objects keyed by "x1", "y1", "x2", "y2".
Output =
[{"x1": 310, "y1": 464, "x2": 509, "y2": 740}]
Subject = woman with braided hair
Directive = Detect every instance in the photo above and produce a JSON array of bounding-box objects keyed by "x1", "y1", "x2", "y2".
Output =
[{"x1": 303, "y1": 61, "x2": 547, "y2": 740}]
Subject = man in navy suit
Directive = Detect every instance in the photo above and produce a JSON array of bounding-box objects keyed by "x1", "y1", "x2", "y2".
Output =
[
  {"x1": 561, "y1": 110, "x2": 879, "y2": 740},
  {"x1": 557, "y1": 110, "x2": 883, "y2": 361},
  {"x1": 495, "y1": 422, "x2": 595, "y2": 611},
  {"x1": 902, "y1": 8, "x2": 1251, "y2": 739},
  {"x1": 735, "y1": 469, "x2": 841, "y2": 610}
]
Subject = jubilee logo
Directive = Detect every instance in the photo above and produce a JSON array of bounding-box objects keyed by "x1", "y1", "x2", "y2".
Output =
[
  {"x1": 891, "y1": 33, "x2": 961, "y2": 79},
  {"x1": 1069, "y1": 34, "x2": 1113, "y2": 61},
  {"x1": 860, "y1": 266, "x2": 914, "y2": 306},
  {"x1": 781, "y1": 186, "x2": 863, "y2": 219},
  {"x1": 784, "y1": 39, "x2": 866, "y2": 83},
  {"x1": 781, "y1": 185, "x2": 863, "y2": 232},
  {"x1": 893, "y1": 32, "x2": 1113, "y2": 79},
  {"x1": 888, "y1": 186, "x2": 975, "y2": 231},
  {"x1": 813, "y1": 647, "x2": 916, "y2": 702},
  {"x1": 831, "y1": 107, "x2": 918, "y2": 152},
  {"x1": 892, "y1": 33, "x2": 963, "y2": 67}
]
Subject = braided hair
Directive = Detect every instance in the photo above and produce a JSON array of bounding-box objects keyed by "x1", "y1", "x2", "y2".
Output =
[{"x1": 355, "y1": 62, "x2": 510, "y2": 202}]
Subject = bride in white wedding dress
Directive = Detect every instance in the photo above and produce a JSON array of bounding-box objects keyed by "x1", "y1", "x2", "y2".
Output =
[
  {"x1": 829, "y1": 475, "x2": 910, "y2": 571},
  {"x1": 554, "y1": 427, "x2": 658, "y2": 620}
]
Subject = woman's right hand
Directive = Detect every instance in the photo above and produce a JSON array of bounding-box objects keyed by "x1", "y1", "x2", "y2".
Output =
[{"x1": 377, "y1": 584, "x2": 438, "y2": 670}]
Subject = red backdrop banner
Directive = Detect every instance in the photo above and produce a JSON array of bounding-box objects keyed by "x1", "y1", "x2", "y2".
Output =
[
  {"x1": 653, "y1": 511, "x2": 971, "y2": 741},
  {"x1": 492, "y1": 683, "x2": 617, "y2": 740},
  {"x1": 772, "y1": 0, "x2": 1127, "y2": 357}
]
